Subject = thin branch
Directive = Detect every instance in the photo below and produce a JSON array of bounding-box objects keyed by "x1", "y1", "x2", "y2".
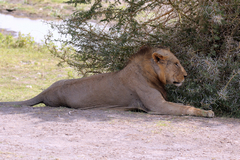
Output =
[{"x1": 143, "y1": 8, "x2": 174, "y2": 25}]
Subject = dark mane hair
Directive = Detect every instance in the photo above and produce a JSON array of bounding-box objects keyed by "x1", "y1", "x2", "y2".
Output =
[
  {"x1": 129, "y1": 45, "x2": 152, "y2": 60},
  {"x1": 125, "y1": 45, "x2": 168, "y2": 100},
  {"x1": 127, "y1": 45, "x2": 169, "y2": 64}
]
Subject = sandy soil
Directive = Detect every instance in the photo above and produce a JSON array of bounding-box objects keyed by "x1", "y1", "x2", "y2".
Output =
[{"x1": 0, "y1": 105, "x2": 240, "y2": 160}]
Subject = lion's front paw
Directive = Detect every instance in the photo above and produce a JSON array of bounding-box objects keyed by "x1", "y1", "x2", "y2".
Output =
[{"x1": 206, "y1": 110, "x2": 214, "y2": 118}]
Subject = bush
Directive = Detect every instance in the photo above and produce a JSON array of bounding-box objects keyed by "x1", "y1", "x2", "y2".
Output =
[
  {"x1": 46, "y1": 0, "x2": 240, "y2": 117},
  {"x1": 0, "y1": 32, "x2": 48, "y2": 52}
]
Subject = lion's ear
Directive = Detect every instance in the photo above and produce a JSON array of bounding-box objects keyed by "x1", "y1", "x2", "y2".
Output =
[{"x1": 152, "y1": 53, "x2": 168, "y2": 63}]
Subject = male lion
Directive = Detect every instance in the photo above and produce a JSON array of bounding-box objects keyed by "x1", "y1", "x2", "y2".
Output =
[{"x1": 0, "y1": 46, "x2": 214, "y2": 117}]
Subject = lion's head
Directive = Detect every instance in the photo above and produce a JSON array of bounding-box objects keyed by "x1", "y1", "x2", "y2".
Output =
[{"x1": 151, "y1": 47, "x2": 187, "y2": 87}]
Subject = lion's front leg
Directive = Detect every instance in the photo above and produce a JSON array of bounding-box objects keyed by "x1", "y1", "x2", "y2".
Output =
[
  {"x1": 136, "y1": 88, "x2": 214, "y2": 118},
  {"x1": 148, "y1": 102, "x2": 214, "y2": 118}
]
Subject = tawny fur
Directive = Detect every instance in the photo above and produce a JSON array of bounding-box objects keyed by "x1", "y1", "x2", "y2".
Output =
[{"x1": 0, "y1": 46, "x2": 214, "y2": 117}]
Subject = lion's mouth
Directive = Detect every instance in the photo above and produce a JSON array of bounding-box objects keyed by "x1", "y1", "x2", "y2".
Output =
[{"x1": 173, "y1": 81, "x2": 182, "y2": 87}]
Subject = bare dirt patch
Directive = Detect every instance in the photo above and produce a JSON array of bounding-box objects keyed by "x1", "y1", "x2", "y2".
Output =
[
  {"x1": 0, "y1": 0, "x2": 75, "y2": 20},
  {"x1": 0, "y1": 106, "x2": 239, "y2": 160}
]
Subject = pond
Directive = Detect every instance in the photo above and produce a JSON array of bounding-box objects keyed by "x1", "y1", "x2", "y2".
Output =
[{"x1": 0, "y1": 13, "x2": 62, "y2": 45}]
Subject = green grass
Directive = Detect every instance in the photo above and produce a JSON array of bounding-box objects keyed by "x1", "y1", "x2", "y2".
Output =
[
  {"x1": 50, "y1": 0, "x2": 66, "y2": 3},
  {"x1": 0, "y1": 34, "x2": 78, "y2": 102}
]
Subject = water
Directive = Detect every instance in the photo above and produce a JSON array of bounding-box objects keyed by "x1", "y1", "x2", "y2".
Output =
[
  {"x1": 0, "y1": 13, "x2": 109, "y2": 48},
  {"x1": 0, "y1": 13, "x2": 62, "y2": 44}
]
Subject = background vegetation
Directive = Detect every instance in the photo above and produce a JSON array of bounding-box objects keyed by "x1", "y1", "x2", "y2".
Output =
[{"x1": 47, "y1": 0, "x2": 240, "y2": 117}]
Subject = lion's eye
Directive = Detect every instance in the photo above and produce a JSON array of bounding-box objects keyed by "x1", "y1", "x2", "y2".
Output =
[{"x1": 175, "y1": 63, "x2": 179, "y2": 67}]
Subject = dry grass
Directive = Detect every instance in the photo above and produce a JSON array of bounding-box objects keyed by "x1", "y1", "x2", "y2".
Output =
[{"x1": 0, "y1": 47, "x2": 78, "y2": 102}]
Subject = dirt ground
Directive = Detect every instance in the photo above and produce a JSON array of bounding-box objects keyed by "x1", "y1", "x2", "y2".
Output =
[
  {"x1": 0, "y1": 106, "x2": 240, "y2": 160},
  {"x1": 0, "y1": 0, "x2": 74, "y2": 20}
]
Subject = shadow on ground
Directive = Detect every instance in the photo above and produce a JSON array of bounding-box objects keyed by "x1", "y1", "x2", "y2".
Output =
[{"x1": 0, "y1": 105, "x2": 239, "y2": 128}]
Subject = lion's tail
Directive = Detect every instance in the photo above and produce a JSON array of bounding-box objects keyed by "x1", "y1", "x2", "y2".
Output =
[{"x1": 0, "y1": 94, "x2": 43, "y2": 106}]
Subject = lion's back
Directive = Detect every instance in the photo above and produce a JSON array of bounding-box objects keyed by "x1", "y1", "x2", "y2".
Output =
[{"x1": 51, "y1": 72, "x2": 137, "y2": 109}]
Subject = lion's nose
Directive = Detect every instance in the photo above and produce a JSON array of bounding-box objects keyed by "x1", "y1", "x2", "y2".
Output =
[{"x1": 183, "y1": 72, "x2": 187, "y2": 78}]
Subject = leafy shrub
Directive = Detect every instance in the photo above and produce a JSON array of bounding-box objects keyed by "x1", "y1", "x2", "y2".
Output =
[
  {"x1": 164, "y1": 0, "x2": 240, "y2": 117},
  {"x1": 0, "y1": 32, "x2": 48, "y2": 52},
  {"x1": 12, "y1": 33, "x2": 36, "y2": 48},
  {"x1": 0, "y1": 32, "x2": 34, "y2": 48},
  {"x1": 46, "y1": 0, "x2": 240, "y2": 117}
]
